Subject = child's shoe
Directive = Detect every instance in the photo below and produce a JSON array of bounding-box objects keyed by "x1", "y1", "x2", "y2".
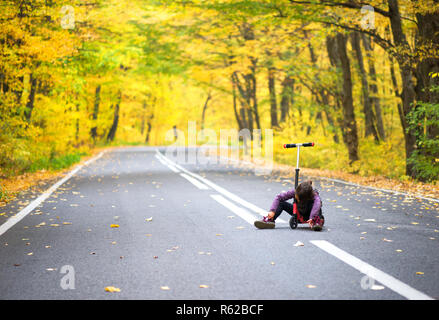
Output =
[
  {"x1": 254, "y1": 216, "x2": 275, "y2": 229},
  {"x1": 311, "y1": 215, "x2": 324, "y2": 231}
]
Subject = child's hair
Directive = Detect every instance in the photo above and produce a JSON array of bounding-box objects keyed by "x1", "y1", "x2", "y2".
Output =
[{"x1": 296, "y1": 180, "x2": 314, "y2": 202}]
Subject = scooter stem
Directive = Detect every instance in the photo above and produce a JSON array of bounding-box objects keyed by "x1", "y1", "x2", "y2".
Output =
[{"x1": 295, "y1": 146, "x2": 301, "y2": 189}]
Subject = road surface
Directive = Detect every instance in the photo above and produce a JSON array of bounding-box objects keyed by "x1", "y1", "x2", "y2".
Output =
[{"x1": 0, "y1": 146, "x2": 438, "y2": 300}]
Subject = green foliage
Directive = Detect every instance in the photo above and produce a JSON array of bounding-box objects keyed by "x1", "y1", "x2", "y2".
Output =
[
  {"x1": 406, "y1": 89, "x2": 439, "y2": 182},
  {"x1": 0, "y1": 184, "x2": 12, "y2": 202},
  {"x1": 27, "y1": 152, "x2": 86, "y2": 173}
]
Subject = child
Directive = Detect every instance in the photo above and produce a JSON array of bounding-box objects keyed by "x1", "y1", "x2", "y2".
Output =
[{"x1": 254, "y1": 180, "x2": 324, "y2": 231}]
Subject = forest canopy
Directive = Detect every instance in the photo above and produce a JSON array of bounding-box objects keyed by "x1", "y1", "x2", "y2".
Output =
[{"x1": 0, "y1": 0, "x2": 438, "y2": 183}]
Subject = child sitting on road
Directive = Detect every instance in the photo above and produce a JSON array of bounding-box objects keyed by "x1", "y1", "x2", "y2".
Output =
[{"x1": 254, "y1": 180, "x2": 324, "y2": 231}]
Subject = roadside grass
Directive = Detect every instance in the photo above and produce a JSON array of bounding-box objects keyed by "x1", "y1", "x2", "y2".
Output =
[{"x1": 0, "y1": 151, "x2": 88, "y2": 203}]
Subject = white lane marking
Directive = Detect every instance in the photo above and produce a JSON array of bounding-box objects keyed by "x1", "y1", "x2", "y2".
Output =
[
  {"x1": 210, "y1": 194, "x2": 257, "y2": 225},
  {"x1": 0, "y1": 152, "x2": 105, "y2": 237},
  {"x1": 156, "y1": 149, "x2": 287, "y2": 223},
  {"x1": 180, "y1": 173, "x2": 209, "y2": 190},
  {"x1": 154, "y1": 154, "x2": 180, "y2": 173},
  {"x1": 310, "y1": 240, "x2": 434, "y2": 300}
]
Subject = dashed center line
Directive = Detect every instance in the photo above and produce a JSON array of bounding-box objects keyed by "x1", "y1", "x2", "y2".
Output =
[
  {"x1": 180, "y1": 173, "x2": 209, "y2": 190},
  {"x1": 156, "y1": 149, "x2": 287, "y2": 224}
]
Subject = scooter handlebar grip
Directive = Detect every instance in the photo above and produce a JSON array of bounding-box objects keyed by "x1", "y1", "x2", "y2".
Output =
[
  {"x1": 302, "y1": 142, "x2": 315, "y2": 147},
  {"x1": 283, "y1": 143, "x2": 297, "y2": 149}
]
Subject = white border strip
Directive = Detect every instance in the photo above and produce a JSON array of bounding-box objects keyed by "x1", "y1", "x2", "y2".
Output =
[
  {"x1": 310, "y1": 240, "x2": 434, "y2": 300},
  {"x1": 318, "y1": 177, "x2": 439, "y2": 204},
  {"x1": 0, "y1": 152, "x2": 105, "y2": 237}
]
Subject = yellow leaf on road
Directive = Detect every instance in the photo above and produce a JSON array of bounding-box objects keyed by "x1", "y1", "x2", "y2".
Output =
[
  {"x1": 105, "y1": 286, "x2": 121, "y2": 293},
  {"x1": 110, "y1": 224, "x2": 119, "y2": 228}
]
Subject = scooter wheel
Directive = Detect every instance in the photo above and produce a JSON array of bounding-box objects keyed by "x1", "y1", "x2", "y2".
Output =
[{"x1": 289, "y1": 216, "x2": 298, "y2": 229}]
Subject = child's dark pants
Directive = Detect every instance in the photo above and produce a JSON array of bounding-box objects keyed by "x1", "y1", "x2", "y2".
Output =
[
  {"x1": 273, "y1": 201, "x2": 293, "y2": 221},
  {"x1": 273, "y1": 200, "x2": 312, "y2": 221}
]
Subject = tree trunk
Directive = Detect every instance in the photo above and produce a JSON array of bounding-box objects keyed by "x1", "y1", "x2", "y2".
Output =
[
  {"x1": 106, "y1": 91, "x2": 121, "y2": 142},
  {"x1": 249, "y1": 59, "x2": 260, "y2": 130},
  {"x1": 362, "y1": 34, "x2": 386, "y2": 141},
  {"x1": 280, "y1": 75, "x2": 294, "y2": 123},
  {"x1": 232, "y1": 72, "x2": 250, "y2": 130},
  {"x1": 268, "y1": 67, "x2": 279, "y2": 128},
  {"x1": 24, "y1": 73, "x2": 37, "y2": 122},
  {"x1": 327, "y1": 33, "x2": 359, "y2": 163},
  {"x1": 387, "y1": 0, "x2": 417, "y2": 177},
  {"x1": 231, "y1": 77, "x2": 244, "y2": 130},
  {"x1": 140, "y1": 101, "x2": 146, "y2": 135},
  {"x1": 90, "y1": 84, "x2": 101, "y2": 141},
  {"x1": 200, "y1": 92, "x2": 211, "y2": 132},
  {"x1": 351, "y1": 32, "x2": 379, "y2": 142},
  {"x1": 145, "y1": 110, "x2": 154, "y2": 144}
]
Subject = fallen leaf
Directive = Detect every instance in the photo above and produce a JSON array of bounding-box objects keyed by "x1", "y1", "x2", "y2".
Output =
[
  {"x1": 396, "y1": 249, "x2": 403, "y2": 253},
  {"x1": 371, "y1": 285, "x2": 385, "y2": 290},
  {"x1": 294, "y1": 241, "x2": 304, "y2": 247},
  {"x1": 110, "y1": 224, "x2": 119, "y2": 228},
  {"x1": 416, "y1": 272, "x2": 424, "y2": 275},
  {"x1": 364, "y1": 219, "x2": 376, "y2": 222},
  {"x1": 105, "y1": 286, "x2": 121, "y2": 293},
  {"x1": 145, "y1": 217, "x2": 153, "y2": 222},
  {"x1": 383, "y1": 238, "x2": 393, "y2": 242},
  {"x1": 160, "y1": 286, "x2": 170, "y2": 291},
  {"x1": 199, "y1": 285, "x2": 209, "y2": 288},
  {"x1": 306, "y1": 285, "x2": 316, "y2": 288}
]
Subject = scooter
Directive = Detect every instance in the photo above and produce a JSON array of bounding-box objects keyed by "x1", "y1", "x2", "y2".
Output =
[{"x1": 283, "y1": 142, "x2": 324, "y2": 229}]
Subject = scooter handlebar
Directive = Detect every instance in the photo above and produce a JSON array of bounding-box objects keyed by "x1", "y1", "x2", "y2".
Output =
[{"x1": 283, "y1": 142, "x2": 314, "y2": 148}]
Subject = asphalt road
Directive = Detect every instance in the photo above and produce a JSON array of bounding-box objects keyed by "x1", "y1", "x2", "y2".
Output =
[{"x1": 1, "y1": 146, "x2": 438, "y2": 300}]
